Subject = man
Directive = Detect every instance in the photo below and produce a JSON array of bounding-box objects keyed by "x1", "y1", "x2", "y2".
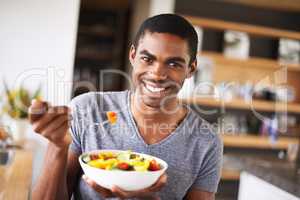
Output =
[{"x1": 29, "y1": 14, "x2": 223, "y2": 200}]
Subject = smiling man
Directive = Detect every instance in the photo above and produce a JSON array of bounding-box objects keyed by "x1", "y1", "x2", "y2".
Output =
[{"x1": 29, "y1": 14, "x2": 223, "y2": 200}]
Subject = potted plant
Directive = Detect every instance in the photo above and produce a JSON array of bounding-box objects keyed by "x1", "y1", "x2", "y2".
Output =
[{"x1": 1, "y1": 80, "x2": 41, "y2": 144}]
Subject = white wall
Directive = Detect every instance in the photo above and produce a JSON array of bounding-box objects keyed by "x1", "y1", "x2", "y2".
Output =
[
  {"x1": 149, "y1": 0, "x2": 175, "y2": 17},
  {"x1": 0, "y1": 0, "x2": 80, "y2": 105},
  {"x1": 0, "y1": 0, "x2": 80, "y2": 186}
]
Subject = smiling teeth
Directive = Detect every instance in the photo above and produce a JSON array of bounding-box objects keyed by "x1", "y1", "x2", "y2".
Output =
[{"x1": 145, "y1": 84, "x2": 165, "y2": 92}]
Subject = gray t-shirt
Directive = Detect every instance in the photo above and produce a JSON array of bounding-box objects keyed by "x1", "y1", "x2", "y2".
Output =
[{"x1": 69, "y1": 91, "x2": 223, "y2": 200}]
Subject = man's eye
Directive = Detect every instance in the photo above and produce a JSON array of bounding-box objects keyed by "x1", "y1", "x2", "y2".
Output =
[
  {"x1": 141, "y1": 57, "x2": 152, "y2": 63},
  {"x1": 168, "y1": 62, "x2": 182, "y2": 68}
]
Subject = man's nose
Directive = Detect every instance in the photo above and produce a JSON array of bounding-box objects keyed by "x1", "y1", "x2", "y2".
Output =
[{"x1": 150, "y1": 62, "x2": 167, "y2": 80}]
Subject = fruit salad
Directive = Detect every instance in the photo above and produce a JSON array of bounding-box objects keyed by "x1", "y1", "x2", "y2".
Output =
[{"x1": 82, "y1": 151, "x2": 162, "y2": 172}]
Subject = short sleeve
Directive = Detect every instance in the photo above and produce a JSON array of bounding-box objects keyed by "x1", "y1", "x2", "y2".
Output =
[
  {"x1": 192, "y1": 135, "x2": 223, "y2": 193},
  {"x1": 68, "y1": 98, "x2": 83, "y2": 155}
]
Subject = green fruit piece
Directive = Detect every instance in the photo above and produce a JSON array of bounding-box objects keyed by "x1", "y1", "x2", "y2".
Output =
[
  {"x1": 82, "y1": 155, "x2": 91, "y2": 163},
  {"x1": 117, "y1": 152, "x2": 131, "y2": 162},
  {"x1": 133, "y1": 160, "x2": 150, "y2": 172}
]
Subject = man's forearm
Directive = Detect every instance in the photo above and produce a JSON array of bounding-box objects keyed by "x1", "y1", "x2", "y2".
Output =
[{"x1": 32, "y1": 143, "x2": 69, "y2": 200}]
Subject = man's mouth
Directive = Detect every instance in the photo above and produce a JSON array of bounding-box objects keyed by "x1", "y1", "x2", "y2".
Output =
[
  {"x1": 145, "y1": 84, "x2": 166, "y2": 92},
  {"x1": 142, "y1": 80, "x2": 171, "y2": 96}
]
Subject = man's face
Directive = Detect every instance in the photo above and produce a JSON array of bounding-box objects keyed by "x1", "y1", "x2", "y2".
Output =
[{"x1": 129, "y1": 32, "x2": 196, "y2": 109}]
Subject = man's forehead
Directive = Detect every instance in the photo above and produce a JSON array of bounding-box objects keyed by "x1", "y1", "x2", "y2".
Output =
[{"x1": 136, "y1": 32, "x2": 189, "y2": 58}]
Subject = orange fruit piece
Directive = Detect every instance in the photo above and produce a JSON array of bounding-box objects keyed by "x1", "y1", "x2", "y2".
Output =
[{"x1": 106, "y1": 111, "x2": 117, "y2": 124}]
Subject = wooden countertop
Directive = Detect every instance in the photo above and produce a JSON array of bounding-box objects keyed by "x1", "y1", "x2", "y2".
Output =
[{"x1": 0, "y1": 149, "x2": 33, "y2": 200}]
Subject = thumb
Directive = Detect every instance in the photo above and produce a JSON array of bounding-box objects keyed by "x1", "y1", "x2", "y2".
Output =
[{"x1": 29, "y1": 100, "x2": 49, "y2": 123}]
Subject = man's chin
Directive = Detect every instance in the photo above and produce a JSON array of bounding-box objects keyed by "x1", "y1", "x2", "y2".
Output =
[
  {"x1": 142, "y1": 95, "x2": 180, "y2": 112},
  {"x1": 139, "y1": 96, "x2": 162, "y2": 109},
  {"x1": 134, "y1": 86, "x2": 179, "y2": 110}
]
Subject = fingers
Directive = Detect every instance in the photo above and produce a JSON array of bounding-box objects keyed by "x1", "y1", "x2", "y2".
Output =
[
  {"x1": 42, "y1": 114, "x2": 70, "y2": 137},
  {"x1": 29, "y1": 100, "x2": 48, "y2": 123},
  {"x1": 31, "y1": 106, "x2": 70, "y2": 133},
  {"x1": 111, "y1": 186, "x2": 129, "y2": 199},
  {"x1": 29, "y1": 101, "x2": 71, "y2": 147},
  {"x1": 46, "y1": 120, "x2": 69, "y2": 144},
  {"x1": 31, "y1": 111, "x2": 57, "y2": 133},
  {"x1": 82, "y1": 175, "x2": 113, "y2": 198},
  {"x1": 147, "y1": 173, "x2": 168, "y2": 193}
]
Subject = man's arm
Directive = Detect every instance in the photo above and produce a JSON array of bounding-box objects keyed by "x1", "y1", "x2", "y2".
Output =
[
  {"x1": 184, "y1": 134, "x2": 223, "y2": 200},
  {"x1": 29, "y1": 100, "x2": 81, "y2": 199},
  {"x1": 66, "y1": 150, "x2": 82, "y2": 198},
  {"x1": 32, "y1": 144, "x2": 80, "y2": 200},
  {"x1": 185, "y1": 189, "x2": 215, "y2": 200}
]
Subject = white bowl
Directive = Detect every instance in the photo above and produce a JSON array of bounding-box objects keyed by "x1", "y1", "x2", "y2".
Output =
[{"x1": 79, "y1": 149, "x2": 168, "y2": 191}]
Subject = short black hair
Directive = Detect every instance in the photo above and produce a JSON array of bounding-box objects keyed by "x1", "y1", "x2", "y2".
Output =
[{"x1": 133, "y1": 14, "x2": 198, "y2": 65}]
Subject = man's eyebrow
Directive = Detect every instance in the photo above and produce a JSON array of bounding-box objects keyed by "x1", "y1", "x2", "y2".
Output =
[
  {"x1": 140, "y1": 50, "x2": 156, "y2": 59},
  {"x1": 140, "y1": 50, "x2": 187, "y2": 64},
  {"x1": 166, "y1": 57, "x2": 187, "y2": 64}
]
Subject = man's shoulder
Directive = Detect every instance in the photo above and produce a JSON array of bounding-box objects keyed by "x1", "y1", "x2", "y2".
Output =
[{"x1": 186, "y1": 108, "x2": 222, "y2": 147}]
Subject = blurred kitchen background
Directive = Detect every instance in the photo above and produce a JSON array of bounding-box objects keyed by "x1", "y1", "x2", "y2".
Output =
[{"x1": 1, "y1": 0, "x2": 300, "y2": 199}]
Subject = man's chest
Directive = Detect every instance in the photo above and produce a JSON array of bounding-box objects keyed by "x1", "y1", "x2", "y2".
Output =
[{"x1": 135, "y1": 122, "x2": 180, "y2": 145}]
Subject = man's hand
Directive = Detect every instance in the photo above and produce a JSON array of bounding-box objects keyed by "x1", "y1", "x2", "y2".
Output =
[
  {"x1": 29, "y1": 99, "x2": 72, "y2": 149},
  {"x1": 82, "y1": 173, "x2": 167, "y2": 200}
]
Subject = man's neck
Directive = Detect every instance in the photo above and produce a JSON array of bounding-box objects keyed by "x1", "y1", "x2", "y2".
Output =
[
  {"x1": 130, "y1": 92, "x2": 185, "y2": 123},
  {"x1": 130, "y1": 92, "x2": 188, "y2": 145}
]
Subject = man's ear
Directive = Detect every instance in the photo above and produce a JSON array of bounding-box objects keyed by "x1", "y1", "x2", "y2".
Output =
[
  {"x1": 186, "y1": 59, "x2": 197, "y2": 78},
  {"x1": 129, "y1": 45, "x2": 136, "y2": 66}
]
